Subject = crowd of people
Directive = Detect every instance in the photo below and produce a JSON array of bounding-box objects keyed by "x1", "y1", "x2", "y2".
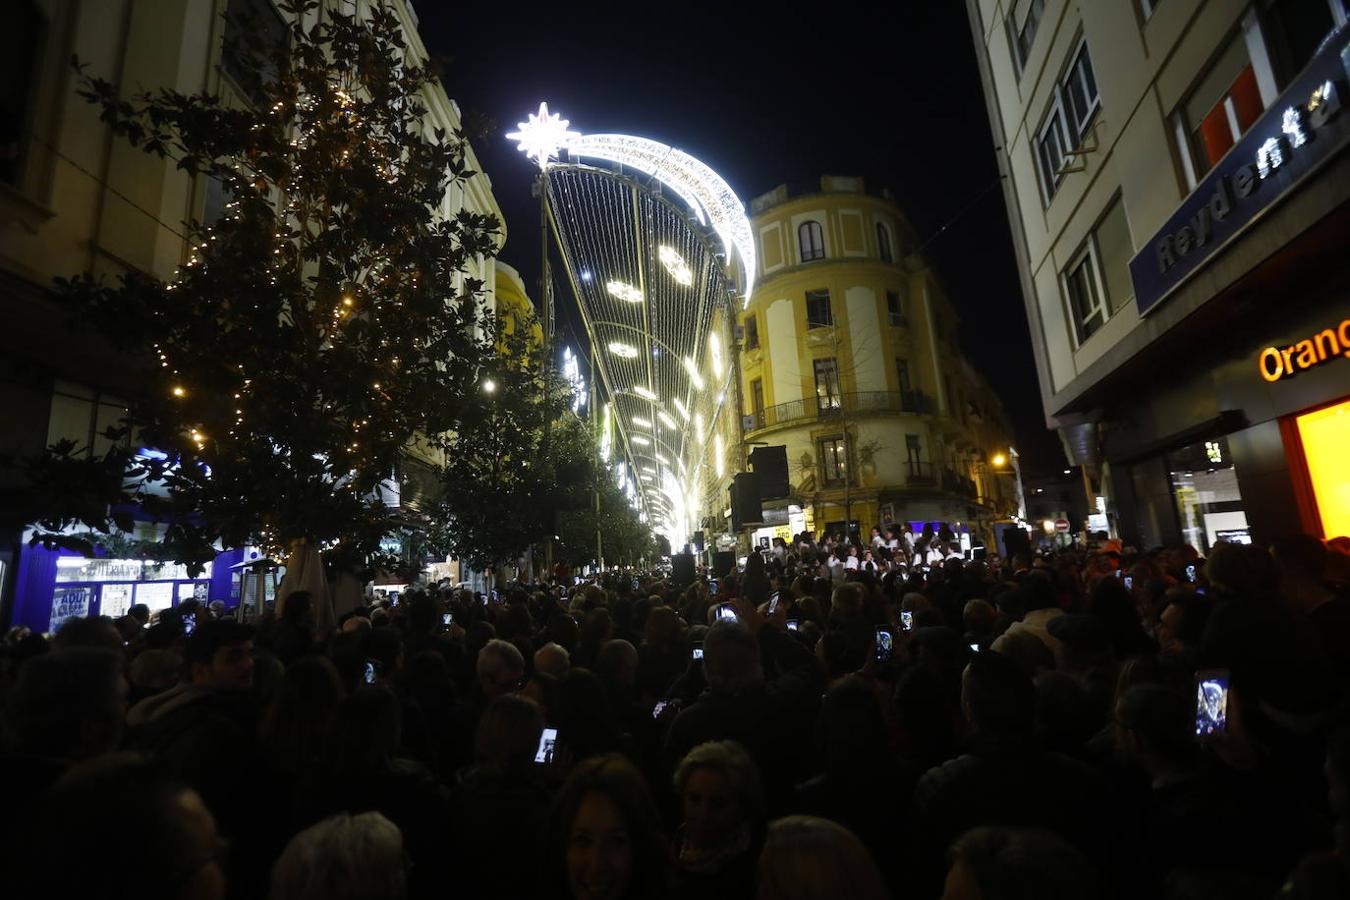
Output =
[{"x1": 2, "y1": 527, "x2": 1349, "y2": 900}]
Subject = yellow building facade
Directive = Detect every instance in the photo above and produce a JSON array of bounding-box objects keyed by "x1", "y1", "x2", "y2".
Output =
[{"x1": 739, "y1": 176, "x2": 1019, "y2": 545}]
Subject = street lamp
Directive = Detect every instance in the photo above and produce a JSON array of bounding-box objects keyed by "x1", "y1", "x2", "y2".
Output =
[
  {"x1": 991, "y1": 452, "x2": 1008, "y2": 469},
  {"x1": 481, "y1": 378, "x2": 497, "y2": 394}
]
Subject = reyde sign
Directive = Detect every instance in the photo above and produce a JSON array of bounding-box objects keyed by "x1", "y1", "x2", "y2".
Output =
[{"x1": 1131, "y1": 28, "x2": 1350, "y2": 315}]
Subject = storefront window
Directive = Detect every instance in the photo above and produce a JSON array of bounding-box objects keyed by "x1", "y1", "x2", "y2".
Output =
[
  {"x1": 1294, "y1": 399, "x2": 1350, "y2": 539},
  {"x1": 1168, "y1": 435, "x2": 1250, "y2": 553}
]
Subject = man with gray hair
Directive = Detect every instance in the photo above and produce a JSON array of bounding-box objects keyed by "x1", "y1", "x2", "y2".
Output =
[
  {"x1": 664, "y1": 598, "x2": 824, "y2": 815},
  {"x1": 533, "y1": 641, "x2": 571, "y2": 678},
  {"x1": 271, "y1": 811, "x2": 406, "y2": 900},
  {"x1": 476, "y1": 638, "x2": 525, "y2": 702}
]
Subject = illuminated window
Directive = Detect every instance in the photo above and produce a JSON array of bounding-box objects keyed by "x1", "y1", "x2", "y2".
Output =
[
  {"x1": 222, "y1": 0, "x2": 288, "y2": 105},
  {"x1": 798, "y1": 221, "x2": 825, "y2": 262},
  {"x1": 813, "y1": 358, "x2": 841, "y2": 409},
  {"x1": 744, "y1": 314, "x2": 759, "y2": 349},
  {"x1": 1179, "y1": 36, "x2": 1265, "y2": 180},
  {"x1": 820, "y1": 437, "x2": 848, "y2": 487},
  {"x1": 1295, "y1": 400, "x2": 1350, "y2": 539}
]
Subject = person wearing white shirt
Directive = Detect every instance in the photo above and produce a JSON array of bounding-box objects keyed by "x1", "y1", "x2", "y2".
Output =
[{"x1": 843, "y1": 546, "x2": 860, "y2": 571}]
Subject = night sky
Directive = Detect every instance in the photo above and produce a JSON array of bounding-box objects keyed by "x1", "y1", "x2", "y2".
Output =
[{"x1": 418, "y1": 1, "x2": 1065, "y2": 475}]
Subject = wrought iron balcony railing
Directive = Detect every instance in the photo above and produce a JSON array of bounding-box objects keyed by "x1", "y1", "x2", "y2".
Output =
[{"x1": 744, "y1": 390, "x2": 934, "y2": 433}]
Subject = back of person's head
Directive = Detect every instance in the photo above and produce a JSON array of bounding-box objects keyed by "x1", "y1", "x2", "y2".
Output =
[
  {"x1": 1115, "y1": 684, "x2": 1195, "y2": 771},
  {"x1": 474, "y1": 693, "x2": 544, "y2": 776},
  {"x1": 332, "y1": 687, "x2": 402, "y2": 772},
  {"x1": 989, "y1": 629, "x2": 1055, "y2": 677},
  {"x1": 595, "y1": 639, "x2": 639, "y2": 688},
  {"x1": 366, "y1": 626, "x2": 403, "y2": 674},
  {"x1": 281, "y1": 590, "x2": 313, "y2": 625},
  {"x1": 819, "y1": 675, "x2": 890, "y2": 774},
  {"x1": 1271, "y1": 534, "x2": 1329, "y2": 583},
  {"x1": 1034, "y1": 671, "x2": 1097, "y2": 756},
  {"x1": 271, "y1": 811, "x2": 405, "y2": 900},
  {"x1": 129, "y1": 648, "x2": 184, "y2": 695},
  {"x1": 10, "y1": 648, "x2": 125, "y2": 760},
  {"x1": 830, "y1": 583, "x2": 865, "y2": 617},
  {"x1": 946, "y1": 826, "x2": 1095, "y2": 900},
  {"x1": 53, "y1": 615, "x2": 124, "y2": 652},
  {"x1": 183, "y1": 619, "x2": 256, "y2": 676},
  {"x1": 129, "y1": 603, "x2": 150, "y2": 625},
  {"x1": 580, "y1": 608, "x2": 613, "y2": 647},
  {"x1": 963, "y1": 650, "x2": 1036, "y2": 740},
  {"x1": 756, "y1": 815, "x2": 888, "y2": 900},
  {"x1": 260, "y1": 656, "x2": 345, "y2": 772},
  {"x1": 963, "y1": 598, "x2": 997, "y2": 635},
  {"x1": 703, "y1": 621, "x2": 764, "y2": 695},
  {"x1": 547, "y1": 753, "x2": 668, "y2": 899},
  {"x1": 535, "y1": 641, "x2": 571, "y2": 677},
  {"x1": 644, "y1": 605, "x2": 680, "y2": 647},
  {"x1": 1206, "y1": 542, "x2": 1278, "y2": 594},
  {"x1": 31, "y1": 753, "x2": 225, "y2": 900}
]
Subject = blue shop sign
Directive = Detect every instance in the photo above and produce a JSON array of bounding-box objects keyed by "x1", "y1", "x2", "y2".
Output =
[{"x1": 1130, "y1": 27, "x2": 1350, "y2": 316}]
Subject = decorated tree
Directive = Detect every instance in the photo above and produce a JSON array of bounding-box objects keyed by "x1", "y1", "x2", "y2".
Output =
[
  {"x1": 431, "y1": 319, "x2": 599, "y2": 573},
  {"x1": 20, "y1": 0, "x2": 499, "y2": 571}
]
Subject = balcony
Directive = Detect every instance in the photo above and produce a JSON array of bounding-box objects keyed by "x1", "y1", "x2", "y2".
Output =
[{"x1": 745, "y1": 390, "x2": 935, "y2": 434}]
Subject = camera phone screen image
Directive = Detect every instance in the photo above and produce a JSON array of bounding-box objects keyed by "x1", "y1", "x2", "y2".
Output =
[
  {"x1": 692, "y1": 646, "x2": 704, "y2": 660},
  {"x1": 363, "y1": 661, "x2": 377, "y2": 685},
  {"x1": 715, "y1": 604, "x2": 737, "y2": 622},
  {"x1": 1186, "y1": 565, "x2": 1197, "y2": 582},
  {"x1": 182, "y1": 616, "x2": 195, "y2": 636},
  {"x1": 442, "y1": 613, "x2": 452, "y2": 626},
  {"x1": 969, "y1": 643, "x2": 980, "y2": 653},
  {"x1": 1195, "y1": 673, "x2": 1229, "y2": 737},
  {"x1": 535, "y1": 727, "x2": 558, "y2": 765},
  {"x1": 1124, "y1": 576, "x2": 1134, "y2": 590},
  {"x1": 901, "y1": 610, "x2": 913, "y2": 631},
  {"x1": 875, "y1": 628, "x2": 893, "y2": 662},
  {"x1": 767, "y1": 592, "x2": 780, "y2": 616},
  {"x1": 787, "y1": 619, "x2": 800, "y2": 631},
  {"x1": 652, "y1": 700, "x2": 669, "y2": 719}
]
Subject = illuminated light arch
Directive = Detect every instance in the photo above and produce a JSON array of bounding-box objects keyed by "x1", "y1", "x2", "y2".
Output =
[{"x1": 508, "y1": 104, "x2": 756, "y2": 300}]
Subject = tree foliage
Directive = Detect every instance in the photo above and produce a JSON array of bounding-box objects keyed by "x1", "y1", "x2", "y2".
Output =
[{"x1": 22, "y1": 1, "x2": 499, "y2": 571}]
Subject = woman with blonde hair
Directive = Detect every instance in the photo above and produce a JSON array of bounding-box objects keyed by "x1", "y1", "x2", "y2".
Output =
[{"x1": 756, "y1": 815, "x2": 889, "y2": 900}]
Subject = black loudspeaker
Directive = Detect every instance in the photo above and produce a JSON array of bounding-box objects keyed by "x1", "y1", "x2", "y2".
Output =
[
  {"x1": 670, "y1": 553, "x2": 695, "y2": 588},
  {"x1": 712, "y1": 551, "x2": 736, "y2": 577},
  {"x1": 692, "y1": 530, "x2": 705, "y2": 552},
  {"x1": 749, "y1": 445, "x2": 790, "y2": 499},
  {"x1": 730, "y1": 472, "x2": 763, "y2": 529}
]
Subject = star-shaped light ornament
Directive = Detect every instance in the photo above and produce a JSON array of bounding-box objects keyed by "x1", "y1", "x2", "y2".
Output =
[{"x1": 506, "y1": 102, "x2": 581, "y2": 170}]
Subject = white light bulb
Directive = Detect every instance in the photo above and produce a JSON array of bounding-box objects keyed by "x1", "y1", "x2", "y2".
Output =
[
  {"x1": 714, "y1": 433, "x2": 725, "y2": 478},
  {"x1": 633, "y1": 385, "x2": 657, "y2": 401},
  {"x1": 632, "y1": 416, "x2": 652, "y2": 428},
  {"x1": 631, "y1": 435, "x2": 651, "y2": 446},
  {"x1": 657, "y1": 411, "x2": 676, "y2": 430},
  {"x1": 607, "y1": 341, "x2": 639, "y2": 358},
  {"x1": 674, "y1": 398, "x2": 691, "y2": 421},
  {"x1": 709, "y1": 332, "x2": 723, "y2": 379}
]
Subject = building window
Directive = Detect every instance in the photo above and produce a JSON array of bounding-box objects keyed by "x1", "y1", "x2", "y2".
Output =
[
  {"x1": 743, "y1": 314, "x2": 759, "y2": 349},
  {"x1": 813, "y1": 358, "x2": 841, "y2": 409},
  {"x1": 1035, "y1": 39, "x2": 1101, "y2": 205},
  {"x1": 876, "y1": 222, "x2": 894, "y2": 263},
  {"x1": 1264, "y1": 0, "x2": 1342, "y2": 86},
  {"x1": 905, "y1": 433, "x2": 923, "y2": 471},
  {"x1": 222, "y1": 0, "x2": 288, "y2": 104},
  {"x1": 1093, "y1": 194, "x2": 1135, "y2": 314},
  {"x1": 46, "y1": 381, "x2": 131, "y2": 460},
  {"x1": 886, "y1": 290, "x2": 905, "y2": 326},
  {"x1": 798, "y1": 220, "x2": 825, "y2": 262},
  {"x1": 1036, "y1": 102, "x2": 1071, "y2": 204},
  {"x1": 1006, "y1": 0, "x2": 1045, "y2": 73},
  {"x1": 1176, "y1": 34, "x2": 1266, "y2": 183},
  {"x1": 805, "y1": 289, "x2": 832, "y2": 328},
  {"x1": 820, "y1": 437, "x2": 848, "y2": 487},
  {"x1": 895, "y1": 359, "x2": 912, "y2": 394},
  {"x1": 750, "y1": 378, "x2": 765, "y2": 416},
  {"x1": 0, "y1": 2, "x2": 45, "y2": 189},
  {"x1": 1062, "y1": 41, "x2": 1100, "y2": 139},
  {"x1": 1063, "y1": 242, "x2": 1107, "y2": 344}
]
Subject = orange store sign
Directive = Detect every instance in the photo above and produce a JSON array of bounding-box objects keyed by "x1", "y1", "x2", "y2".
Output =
[{"x1": 1258, "y1": 318, "x2": 1350, "y2": 382}]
